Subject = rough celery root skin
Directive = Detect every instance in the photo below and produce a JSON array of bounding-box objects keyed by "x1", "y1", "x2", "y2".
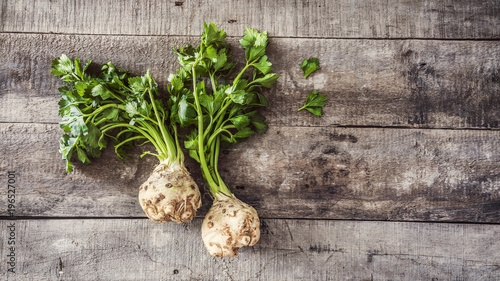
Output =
[
  {"x1": 201, "y1": 194, "x2": 261, "y2": 257},
  {"x1": 139, "y1": 161, "x2": 202, "y2": 223}
]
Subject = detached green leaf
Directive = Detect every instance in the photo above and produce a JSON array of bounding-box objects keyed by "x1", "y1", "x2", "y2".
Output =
[
  {"x1": 301, "y1": 57, "x2": 320, "y2": 78},
  {"x1": 298, "y1": 90, "x2": 327, "y2": 116}
]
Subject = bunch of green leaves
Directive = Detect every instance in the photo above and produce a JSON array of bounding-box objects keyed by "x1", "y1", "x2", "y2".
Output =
[
  {"x1": 51, "y1": 55, "x2": 181, "y2": 172},
  {"x1": 168, "y1": 22, "x2": 279, "y2": 196}
]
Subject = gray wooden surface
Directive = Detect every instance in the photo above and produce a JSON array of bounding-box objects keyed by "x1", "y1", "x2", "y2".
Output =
[
  {"x1": 1, "y1": 219, "x2": 499, "y2": 281},
  {"x1": 1, "y1": 0, "x2": 500, "y2": 280},
  {"x1": 2, "y1": 123, "x2": 500, "y2": 223}
]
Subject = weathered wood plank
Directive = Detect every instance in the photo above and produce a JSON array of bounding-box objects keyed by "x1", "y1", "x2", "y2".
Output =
[
  {"x1": 1, "y1": 219, "x2": 499, "y2": 280},
  {"x1": 1, "y1": 0, "x2": 499, "y2": 39},
  {"x1": 2, "y1": 123, "x2": 499, "y2": 222},
  {"x1": 1, "y1": 34, "x2": 500, "y2": 128}
]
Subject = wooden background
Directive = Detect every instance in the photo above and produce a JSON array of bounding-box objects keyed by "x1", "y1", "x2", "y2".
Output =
[{"x1": 1, "y1": 0, "x2": 500, "y2": 280}]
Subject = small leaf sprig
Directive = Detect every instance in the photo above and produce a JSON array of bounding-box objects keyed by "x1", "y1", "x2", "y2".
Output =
[
  {"x1": 301, "y1": 57, "x2": 320, "y2": 78},
  {"x1": 298, "y1": 90, "x2": 327, "y2": 116}
]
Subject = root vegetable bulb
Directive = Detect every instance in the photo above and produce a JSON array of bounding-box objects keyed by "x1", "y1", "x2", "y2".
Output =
[
  {"x1": 139, "y1": 161, "x2": 201, "y2": 223},
  {"x1": 202, "y1": 193, "x2": 260, "y2": 257}
]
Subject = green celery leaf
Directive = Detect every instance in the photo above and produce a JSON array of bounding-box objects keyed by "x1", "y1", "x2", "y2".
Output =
[
  {"x1": 220, "y1": 134, "x2": 234, "y2": 144},
  {"x1": 202, "y1": 22, "x2": 227, "y2": 45},
  {"x1": 298, "y1": 90, "x2": 327, "y2": 116},
  {"x1": 59, "y1": 134, "x2": 76, "y2": 159},
  {"x1": 59, "y1": 134, "x2": 77, "y2": 172},
  {"x1": 124, "y1": 101, "x2": 139, "y2": 117},
  {"x1": 301, "y1": 57, "x2": 320, "y2": 78},
  {"x1": 228, "y1": 104, "x2": 243, "y2": 118},
  {"x1": 213, "y1": 51, "x2": 228, "y2": 72},
  {"x1": 138, "y1": 100, "x2": 152, "y2": 117},
  {"x1": 252, "y1": 73, "x2": 279, "y2": 88},
  {"x1": 91, "y1": 84, "x2": 113, "y2": 100},
  {"x1": 74, "y1": 57, "x2": 83, "y2": 79},
  {"x1": 83, "y1": 58, "x2": 92, "y2": 72},
  {"x1": 256, "y1": 93, "x2": 269, "y2": 106},
  {"x1": 229, "y1": 115, "x2": 251, "y2": 131},
  {"x1": 84, "y1": 145, "x2": 102, "y2": 158},
  {"x1": 228, "y1": 90, "x2": 254, "y2": 105},
  {"x1": 239, "y1": 28, "x2": 268, "y2": 62},
  {"x1": 234, "y1": 127, "x2": 255, "y2": 139},
  {"x1": 178, "y1": 96, "x2": 197, "y2": 127},
  {"x1": 65, "y1": 161, "x2": 73, "y2": 172},
  {"x1": 81, "y1": 123, "x2": 101, "y2": 148},
  {"x1": 199, "y1": 93, "x2": 221, "y2": 116},
  {"x1": 253, "y1": 55, "x2": 272, "y2": 75},
  {"x1": 306, "y1": 107, "x2": 323, "y2": 116},
  {"x1": 169, "y1": 73, "x2": 185, "y2": 93},
  {"x1": 188, "y1": 149, "x2": 200, "y2": 163},
  {"x1": 205, "y1": 45, "x2": 218, "y2": 60},
  {"x1": 184, "y1": 130, "x2": 199, "y2": 150},
  {"x1": 51, "y1": 54, "x2": 74, "y2": 77},
  {"x1": 75, "y1": 81, "x2": 87, "y2": 96},
  {"x1": 61, "y1": 116, "x2": 87, "y2": 136},
  {"x1": 101, "y1": 107, "x2": 121, "y2": 121},
  {"x1": 250, "y1": 113, "x2": 268, "y2": 134},
  {"x1": 128, "y1": 76, "x2": 148, "y2": 94},
  {"x1": 76, "y1": 147, "x2": 91, "y2": 164}
]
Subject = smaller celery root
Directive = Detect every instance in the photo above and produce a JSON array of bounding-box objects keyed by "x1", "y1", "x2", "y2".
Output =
[
  {"x1": 139, "y1": 161, "x2": 201, "y2": 223},
  {"x1": 201, "y1": 193, "x2": 260, "y2": 257}
]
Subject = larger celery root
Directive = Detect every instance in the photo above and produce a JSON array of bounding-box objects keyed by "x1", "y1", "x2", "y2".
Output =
[{"x1": 202, "y1": 194, "x2": 260, "y2": 257}]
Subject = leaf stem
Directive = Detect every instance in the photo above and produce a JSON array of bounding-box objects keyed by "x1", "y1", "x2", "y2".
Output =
[{"x1": 192, "y1": 58, "x2": 219, "y2": 195}]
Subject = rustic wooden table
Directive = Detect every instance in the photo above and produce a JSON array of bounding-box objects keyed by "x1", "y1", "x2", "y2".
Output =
[{"x1": 1, "y1": 1, "x2": 500, "y2": 280}]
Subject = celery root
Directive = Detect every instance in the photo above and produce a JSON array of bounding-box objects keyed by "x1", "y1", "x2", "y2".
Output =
[
  {"x1": 201, "y1": 193, "x2": 260, "y2": 257},
  {"x1": 139, "y1": 162, "x2": 201, "y2": 223}
]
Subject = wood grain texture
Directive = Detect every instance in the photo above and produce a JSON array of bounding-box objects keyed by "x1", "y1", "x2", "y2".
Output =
[
  {"x1": 1, "y1": 0, "x2": 499, "y2": 39},
  {"x1": 1, "y1": 33, "x2": 500, "y2": 128},
  {"x1": 2, "y1": 123, "x2": 499, "y2": 222},
  {"x1": 1, "y1": 219, "x2": 499, "y2": 280}
]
